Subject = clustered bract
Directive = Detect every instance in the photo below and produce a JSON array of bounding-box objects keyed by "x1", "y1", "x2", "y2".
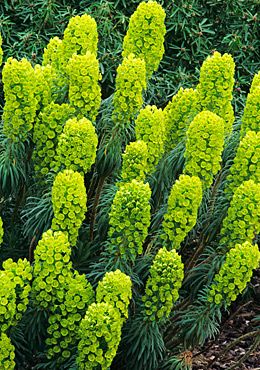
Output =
[
  {"x1": 225, "y1": 131, "x2": 260, "y2": 196},
  {"x1": 55, "y1": 117, "x2": 98, "y2": 175},
  {"x1": 162, "y1": 175, "x2": 203, "y2": 249},
  {"x1": 143, "y1": 247, "x2": 184, "y2": 322},
  {"x1": 108, "y1": 180, "x2": 151, "y2": 263},
  {"x1": 51, "y1": 170, "x2": 87, "y2": 246},
  {"x1": 163, "y1": 88, "x2": 199, "y2": 151},
  {"x1": 184, "y1": 111, "x2": 225, "y2": 189},
  {"x1": 112, "y1": 54, "x2": 146, "y2": 128},
  {"x1": 67, "y1": 52, "x2": 101, "y2": 121},
  {"x1": 208, "y1": 242, "x2": 260, "y2": 306},
  {"x1": 32, "y1": 102, "x2": 75, "y2": 176},
  {"x1": 240, "y1": 86, "x2": 260, "y2": 138},
  {"x1": 96, "y1": 270, "x2": 132, "y2": 321},
  {"x1": 2, "y1": 57, "x2": 37, "y2": 141},
  {"x1": 135, "y1": 105, "x2": 165, "y2": 174},
  {"x1": 122, "y1": 1, "x2": 166, "y2": 78},
  {"x1": 197, "y1": 52, "x2": 235, "y2": 134},
  {"x1": 77, "y1": 302, "x2": 122, "y2": 370},
  {"x1": 0, "y1": 332, "x2": 15, "y2": 370},
  {"x1": 121, "y1": 140, "x2": 148, "y2": 182},
  {"x1": 220, "y1": 180, "x2": 260, "y2": 249}
]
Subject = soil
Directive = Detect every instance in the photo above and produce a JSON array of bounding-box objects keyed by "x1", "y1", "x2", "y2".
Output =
[{"x1": 192, "y1": 274, "x2": 260, "y2": 370}]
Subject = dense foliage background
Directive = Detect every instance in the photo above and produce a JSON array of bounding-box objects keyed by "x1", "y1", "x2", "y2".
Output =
[
  {"x1": 0, "y1": 0, "x2": 259, "y2": 107},
  {"x1": 0, "y1": 1, "x2": 259, "y2": 369}
]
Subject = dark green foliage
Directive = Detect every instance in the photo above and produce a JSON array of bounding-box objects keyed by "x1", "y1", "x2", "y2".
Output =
[{"x1": 0, "y1": 0, "x2": 259, "y2": 107}]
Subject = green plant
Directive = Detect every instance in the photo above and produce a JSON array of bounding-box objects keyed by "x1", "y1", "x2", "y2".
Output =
[
  {"x1": 51, "y1": 170, "x2": 87, "y2": 246},
  {"x1": 162, "y1": 175, "x2": 202, "y2": 249},
  {"x1": 142, "y1": 247, "x2": 184, "y2": 322},
  {"x1": 184, "y1": 110, "x2": 225, "y2": 189},
  {"x1": 0, "y1": 2, "x2": 259, "y2": 369},
  {"x1": 208, "y1": 241, "x2": 260, "y2": 307},
  {"x1": 197, "y1": 52, "x2": 235, "y2": 134}
]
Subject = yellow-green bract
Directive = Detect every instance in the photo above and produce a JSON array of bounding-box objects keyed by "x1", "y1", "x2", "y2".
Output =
[
  {"x1": 96, "y1": 270, "x2": 132, "y2": 321},
  {"x1": 2, "y1": 259, "x2": 32, "y2": 326},
  {"x1": 121, "y1": 140, "x2": 148, "y2": 183},
  {"x1": 46, "y1": 271, "x2": 94, "y2": 360},
  {"x1": 31, "y1": 230, "x2": 94, "y2": 360},
  {"x1": 32, "y1": 102, "x2": 75, "y2": 176},
  {"x1": 0, "y1": 332, "x2": 15, "y2": 370},
  {"x1": 197, "y1": 51, "x2": 235, "y2": 134},
  {"x1": 225, "y1": 131, "x2": 260, "y2": 196},
  {"x1": 250, "y1": 71, "x2": 260, "y2": 93},
  {"x1": 62, "y1": 14, "x2": 98, "y2": 61},
  {"x1": 77, "y1": 302, "x2": 122, "y2": 370},
  {"x1": 31, "y1": 230, "x2": 72, "y2": 309},
  {"x1": 135, "y1": 105, "x2": 165, "y2": 174},
  {"x1": 0, "y1": 272, "x2": 16, "y2": 333},
  {"x1": 2, "y1": 57, "x2": 37, "y2": 142},
  {"x1": 112, "y1": 54, "x2": 146, "y2": 128},
  {"x1": 162, "y1": 175, "x2": 203, "y2": 249},
  {"x1": 142, "y1": 247, "x2": 184, "y2": 322},
  {"x1": 107, "y1": 180, "x2": 151, "y2": 262},
  {"x1": 184, "y1": 111, "x2": 225, "y2": 189},
  {"x1": 163, "y1": 88, "x2": 199, "y2": 151},
  {"x1": 67, "y1": 52, "x2": 101, "y2": 121},
  {"x1": 220, "y1": 180, "x2": 260, "y2": 249},
  {"x1": 34, "y1": 64, "x2": 53, "y2": 111},
  {"x1": 122, "y1": 1, "x2": 166, "y2": 78},
  {"x1": 51, "y1": 170, "x2": 87, "y2": 246},
  {"x1": 208, "y1": 241, "x2": 260, "y2": 306},
  {"x1": 240, "y1": 86, "x2": 260, "y2": 138},
  {"x1": 55, "y1": 117, "x2": 98, "y2": 175}
]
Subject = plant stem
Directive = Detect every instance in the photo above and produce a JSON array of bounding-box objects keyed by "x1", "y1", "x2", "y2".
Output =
[{"x1": 89, "y1": 176, "x2": 106, "y2": 241}]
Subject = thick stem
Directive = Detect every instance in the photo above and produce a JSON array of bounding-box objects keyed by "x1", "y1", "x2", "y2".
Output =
[{"x1": 89, "y1": 176, "x2": 106, "y2": 241}]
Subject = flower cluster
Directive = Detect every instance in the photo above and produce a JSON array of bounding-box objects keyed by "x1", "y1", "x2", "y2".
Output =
[
  {"x1": 0, "y1": 217, "x2": 3, "y2": 245},
  {"x1": 31, "y1": 230, "x2": 94, "y2": 360},
  {"x1": 135, "y1": 105, "x2": 165, "y2": 174},
  {"x1": 51, "y1": 170, "x2": 87, "y2": 246},
  {"x1": 197, "y1": 52, "x2": 235, "y2": 134},
  {"x1": 122, "y1": 1, "x2": 166, "y2": 78},
  {"x1": 77, "y1": 302, "x2": 122, "y2": 370},
  {"x1": 2, "y1": 258, "x2": 32, "y2": 325},
  {"x1": 31, "y1": 230, "x2": 72, "y2": 309},
  {"x1": 67, "y1": 53, "x2": 101, "y2": 121},
  {"x1": 220, "y1": 180, "x2": 260, "y2": 249},
  {"x1": 42, "y1": 37, "x2": 67, "y2": 102},
  {"x1": 184, "y1": 111, "x2": 225, "y2": 189},
  {"x1": 226, "y1": 131, "x2": 260, "y2": 196},
  {"x1": 0, "y1": 33, "x2": 3, "y2": 66},
  {"x1": 2, "y1": 57, "x2": 37, "y2": 141},
  {"x1": 108, "y1": 180, "x2": 151, "y2": 263},
  {"x1": 46, "y1": 271, "x2": 94, "y2": 360},
  {"x1": 162, "y1": 175, "x2": 203, "y2": 249},
  {"x1": 62, "y1": 14, "x2": 98, "y2": 61},
  {"x1": 96, "y1": 270, "x2": 132, "y2": 321},
  {"x1": 42, "y1": 36, "x2": 63, "y2": 69},
  {"x1": 163, "y1": 88, "x2": 199, "y2": 151},
  {"x1": 121, "y1": 140, "x2": 148, "y2": 182},
  {"x1": 32, "y1": 102, "x2": 75, "y2": 176},
  {"x1": 143, "y1": 247, "x2": 184, "y2": 322},
  {"x1": 55, "y1": 117, "x2": 98, "y2": 175},
  {"x1": 208, "y1": 242, "x2": 260, "y2": 306},
  {"x1": 240, "y1": 86, "x2": 260, "y2": 138},
  {"x1": 0, "y1": 332, "x2": 15, "y2": 370},
  {"x1": 0, "y1": 271, "x2": 16, "y2": 332},
  {"x1": 250, "y1": 71, "x2": 260, "y2": 93},
  {"x1": 34, "y1": 64, "x2": 53, "y2": 111},
  {"x1": 112, "y1": 54, "x2": 146, "y2": 128}
]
